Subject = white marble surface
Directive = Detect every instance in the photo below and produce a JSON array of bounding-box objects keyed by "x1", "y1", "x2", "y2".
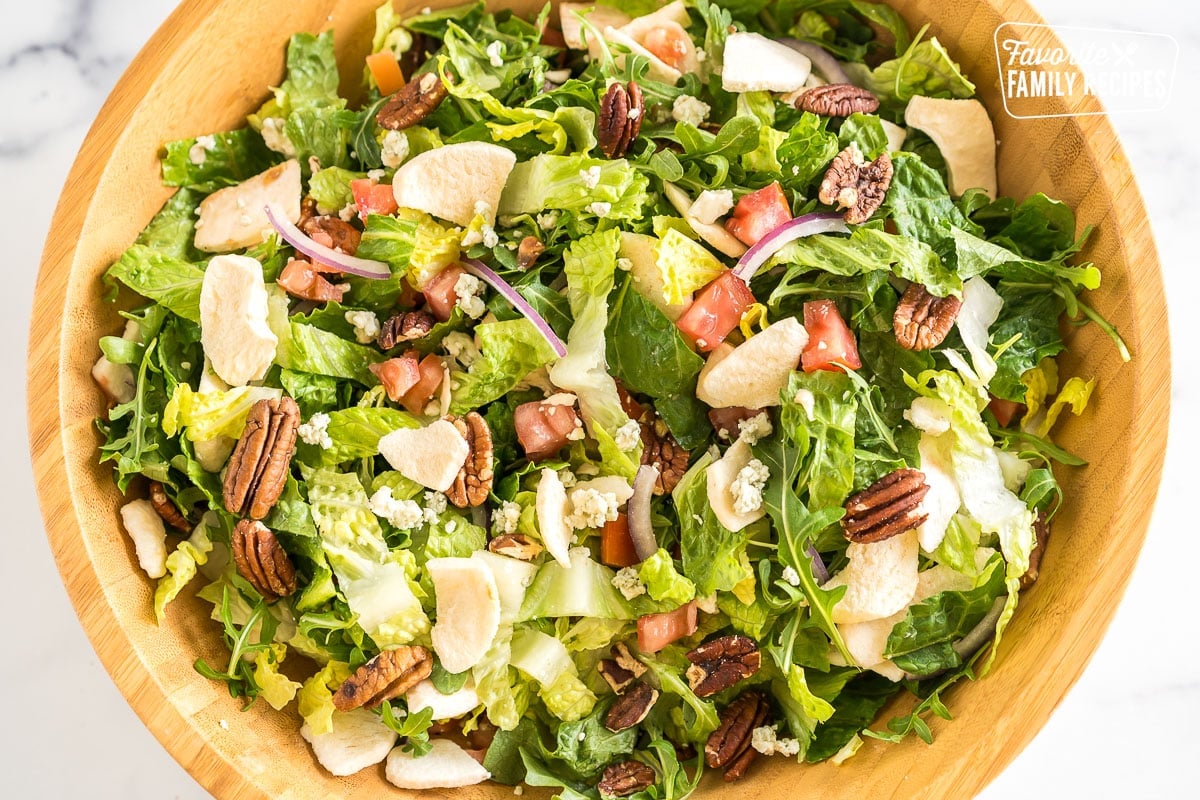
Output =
[{"x1": 2, "y1": 1, "x2": 1195, "y2": 797}]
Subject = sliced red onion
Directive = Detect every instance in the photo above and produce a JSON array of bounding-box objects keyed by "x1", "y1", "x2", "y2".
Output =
[
  {"x1": 779, "y1": 38, "x2": 852, "y2": 85},
  {"x1": 627, "y1": 465, "x2": 659, "y2": 562},
  {"x1": 460, "y1": 258, "x2": 567, "y2": 358},
  {"x1": 732, "y1": 212, "x2": 848, "y2": 283},
  {"x1": 264, "y1": 203, "x2": 391, "y2": 279},
  {"x1": 806, "y1": 544, "x2": 830, "y2": 585}
]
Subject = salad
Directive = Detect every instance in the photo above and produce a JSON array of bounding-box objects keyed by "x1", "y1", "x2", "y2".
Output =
[{"x1": 92, "y1": 0, "x2": 1127, "y2": 795}]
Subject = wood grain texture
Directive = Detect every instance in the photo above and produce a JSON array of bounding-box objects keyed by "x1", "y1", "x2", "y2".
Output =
[{"x1": 25, "y1": 1, "x2": 1170, "y2": 798}]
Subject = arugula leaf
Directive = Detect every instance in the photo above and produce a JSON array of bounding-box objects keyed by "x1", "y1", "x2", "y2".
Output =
[
  {"x1": 806, "y1": 673, "x2": 902, "y2": 762},
  {"x1": 752, "y1": 435, "x2": 852, "y2": 662},
  {"x1": 842, "y1": 27, "x2": 974, "y2": 114},
  {"x1": 606, "y1": 273, "x2": 704, "y2": 399}
]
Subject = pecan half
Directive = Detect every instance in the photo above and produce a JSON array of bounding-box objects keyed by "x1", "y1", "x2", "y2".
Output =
[
  {"x1": 1021, "y1": 513, "x2": 1050, "y2": 590},
  {"x1": 604, "y1": 681, "x2": 659, "y2": 732},
  {"x1": 517, "y1": 235, "x2": 546, "y2": 270},
  {"x1": 685, "y1": 635, "x2": 761, "y2": 697},
  {"x1": 148, "y1": 480, "x2": 190, "y2": 532},
  {"x1": 488, "y1": 533, "x2": 543, "y2": 561},
  {"x1": 795, "y1": 83, "x2": 880, "y2": 116},
  {"x1": 843, "y1": 468, "x2": 930, "y2": 543},
  {"x1": 705, "y1": 691, "x2": 770, "y2": 782},
  {"x1": 818, "y1": 144, "x2": 893, "y2": 225},
  {"x1": 378, "y1": 310, "x2": 436, "y2": 350},
  {"x1": 446, "y1": 412, "x2": 494, "y2": 508},
  {"x1": 598, "y1": 761, "x2": 656, "y2": 798},
  {"x1": 231, "y1": 519, "x2": 297, "y2": 603},
  {"x1": 377, "y1": 71, "x2": 448, "y2": 131},
  {"x1": 598, "y1": 81, "x2": 644, "y2": 159},
  {"x1": 332, "y1": 646, "x2": 434, "y2": 712},
  {"x1": 223, "y1": 397, "x2": 300, "y2": 519},
  {"x1": 894, "y1": 283, "x2": 963, "y2": 350},
  {"x1": 598, "y1": 643, "x2": 647, "y2": 695},
  {"x1": 640, "y1": 418, "x2": 689, "y2": 495},
  {"x1": 300, "y1": 215, "x2": 361, "y2": 255}
]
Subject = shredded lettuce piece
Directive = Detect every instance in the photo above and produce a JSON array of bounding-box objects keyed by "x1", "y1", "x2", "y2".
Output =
[
  {"x1": 655, "y1": 229, "x2": 725, "y2": 306},
  {"x1": 162, "y1": 383, "x2": 282, "y2": 441},
  {"x1": 638, "y1": 549, "x2": 697, "y2": 607},
  {"x1": 306, "y1": 468, "x2": 430, "y2": 646},
  {"x1": 253, "y1": 643, "x2": 303, "y2": 710},
  {"x1": 153, "y1": 513, "x2": 216, "y2": 621},
  {"x1": 298, "y1": 661, "x2": 352, "y2": 735}
]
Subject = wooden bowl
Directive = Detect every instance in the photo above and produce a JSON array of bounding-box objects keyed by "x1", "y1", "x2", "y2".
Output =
[{"x1": 27, "y1": 0, "x2": 1169, "y2": 797}]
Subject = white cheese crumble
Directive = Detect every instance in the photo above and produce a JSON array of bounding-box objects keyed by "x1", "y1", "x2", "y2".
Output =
[
  {"x1": 297, "y1": 412, "x2": 333, "y2": 449},
  {"x1": 443, "y1": 331, "x2": 480, "y2": 368},
  {"x1": 423, "y1": 491, "x2": 448, "y2": 523},
  {"x1": 537, "y1": 210, "x2": 559, "y2": 230},
  {"x1": 751, "y1": 726, "x2": 801, "y2": 757},
  {"x1": 730, "y1": 458, "x2": 769, "y2": 515},
  {"x1": 781, "y1": 565, "x2": 801, "y2": 587},
  {"x1": 367, "y1": 168, "x2": 386, "y2": 181},
  {"x1": 585, "y1": 201, "x2": 611, "y2": 218},
  {"x1": 494, "y1": 501, "x2": 521, "y2": 536},
  {"x1": 612, "y1": 567, "x2": 647, "y2": 600},
  {"x1": 614, "y1": 419, "x2": 642, "y2": 452},
  {"x1": 558, "y1": 469, "x2": 577, "y2": 488},
  {"x1": 627, "y1": 106, "x2": 641, "y2": 120},
  {"x1": 454, "y1": 273, "x2": 488, "y2": 319},
  {"x1": 565, "y1": 489, "x2": 619, "y2": 530},
  {"x1": 565, "y1": 416, "x2": 586, "y2": 441},
  {"x1": 737, "y1": 412, "x2": 773, "y2": 446},
  {"x1": 260, "y1": 117, "x2": 295, "y2": 157},
  {"x1": 344, "y1": 309, "x2": 380, "y2": 344},
  {"x1": 486, "y1": 40, "x2": 504, "y2": 67},
  {"x1": 672, "y1": 94, "x2": 711, "y2": 127},
  {"x1": 689, "y1": 189, "x2": 735, "y2": 225},
  {"x1": 482, "y1": 224, "x2": 500, "y2": 248},
  {"x1": 580, "y1": 166, "x2": 602, "y2": 189},
  {"x1": 338, "y1": 202, "x2": 358, "y2": 222},
  {"x1": 369, "y1": 486, "x2": 425, "y2": 530},
  {"x1": 188, "y1": 134, "x2": 217, "y2": 165},
  {"x1": 616, "y1": 257, "x2": 633, "y2": 272}
]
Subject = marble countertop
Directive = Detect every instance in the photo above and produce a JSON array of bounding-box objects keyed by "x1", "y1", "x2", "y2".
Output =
[{"x1": 3, "y1": 1, "x2": 1195, "y2": 797}]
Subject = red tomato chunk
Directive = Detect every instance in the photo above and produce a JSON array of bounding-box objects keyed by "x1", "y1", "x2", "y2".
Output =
[
  {"x1": 801, "y1": 299, "x2": 862, "y2": 372},
  {"x1": 724, "y1": 182, "x2": 792, "y2": 247},
  {"x1": 675, "y1": 270, "x2": 755, "y2": 352}
]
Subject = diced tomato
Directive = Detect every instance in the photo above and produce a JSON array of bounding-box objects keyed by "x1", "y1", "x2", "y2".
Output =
[
  {"x1": 637, "y1": 602, "x2": 697, "y2": 653},
  {"x1": 707, "y1": 406, "x2": 761, "y2": 441},
  {"x1": 642, "y1": 23, "x2": 691, "y2": 71},
  {"x1": 675, "y1": 270, "x2": 756, "y2": 352},
  {"x1": 370, "y1": 351, "x2": 422, "y2": 402},
  {"x1": 514, "y1": 399, "x2": 581, "y2": 461},
  {"x1": 422, "y1": 263, "x2": 466, "y2": 322},
  {"x1": 988, "y1": 396, "x2": 1024, "y2": 427},
  {"x1": 601, "y1": 514, "x2": 640, "y2": 568},
  {"x1": 366, "y1": 51, "x2": 406, "y2": 96},
  {"x1": 277, "y1": 258, "x2": 346, "y2": 303},
  {"x1": 399, "y1": 354, "x2": 445, "y2": 415},
  {"x1": 350, "y1": 178, "x2": 399, "y2": 220},
  {"x1": 801, "y1": 300, "x2": 862, "y2": 372},
  {"x1": 724, "y1": 182, "x2": 792, "y2": 247}
]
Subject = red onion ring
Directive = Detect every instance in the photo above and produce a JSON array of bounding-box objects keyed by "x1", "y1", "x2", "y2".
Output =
[
  {"x1": 627, "y1": 465, "x2": 660, "y2": 562},
  {"x1": 779, "y1": 38, "x2": 852, "y2": 86},
  {"x1": 731, "y1": 212, "x2": 848, "y2": 284},
  {"x1": 264, "y1": 203, "x2": 391, "y2": 279},
  {"x1": 460, "y1": 258, "x2": 567, "y2": 358}
]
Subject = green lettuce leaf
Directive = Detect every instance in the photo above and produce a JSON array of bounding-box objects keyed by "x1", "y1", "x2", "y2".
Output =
[
  {"x1": 160, "y1": 129, "x2": 276, "y2": 193},
  {"x1": 106, "y1": 245, "x2": 206, "y2": 323},
  {"x1": 306, "y1": 468, "x2": 430, "y2": 646},
  {"x1": 450, "y1": 319, "x2": 558, "y2": 414},
  {"x1": 842, "y1": 29, "x2": 974, "y2": 111},
  {"x1": 162, "y1": 383, "x2": 283, "y2": 441},
  {"x1": 253, "y1": 644, "x2": 303, "y2": 710},
  {"x1": 499, "y1": 154, "x2": 649, "y2": 221},
  {"x1": 518, "y1": 548, "x2": 634, "y2": 621},
  {"x1": 298, "y1": 661, "x2": 352, "y2": 735},
  {"x1": 673, "y1": 452, "x2": 754, "y2": 596},
  {"x1": 606, "y1": 272, "x2": 704, "y2": 399},
  {"x1": 153, "y1": 514, "x2": 216, "y2": 621},
  {"x1": 275, "y1": 320, "x2": 385, "y2": 384},
  {"x1": 296, "y1": 406, "x2": 419, "y2": 466},
  {"x1": 638, "y1": 549, "x2": 697, "y2": 607}
]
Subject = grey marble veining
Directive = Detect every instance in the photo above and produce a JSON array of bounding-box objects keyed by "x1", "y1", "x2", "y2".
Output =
[{"x1": 3, "y1": 1, "x2": 1196, "y2": 797}]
